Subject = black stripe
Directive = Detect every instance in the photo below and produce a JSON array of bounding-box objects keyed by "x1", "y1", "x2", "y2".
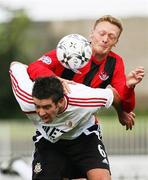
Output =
[
  {"x1": 83, "y1": 61, "x2": 100, "y2": 86},
  {"x1": 99, "y1": 56, "x2": 116, "y2": 88},
  {"x1": 32, "y1": 131, "x2": 42, "y2": 141},
  {"x1": 61, "y1": 68, "x2": 75, "y2": 80},
  {"x1": 49, "y1": 127, "x2": 56, "y2": 136}
]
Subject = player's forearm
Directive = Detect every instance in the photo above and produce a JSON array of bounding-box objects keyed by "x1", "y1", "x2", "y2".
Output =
[
  {"x1": 112, "y1": 83, "x2": 135, "y2": 113},
  {"x1": 110, "y1": 87, "x2": 135, "y2": 130},
  {"x1": 121, "y1": 85, "x2": 135, "y2": 113}
]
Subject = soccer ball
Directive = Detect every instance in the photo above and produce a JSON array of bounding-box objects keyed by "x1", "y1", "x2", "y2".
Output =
[{"x1": 56, "y1": 34, "x2": 92, "y2": 73}]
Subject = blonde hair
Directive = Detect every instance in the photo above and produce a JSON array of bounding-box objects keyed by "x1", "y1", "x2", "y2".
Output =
[{"x1": 93, "y1": 15, "x2": 123, "y2": 37}]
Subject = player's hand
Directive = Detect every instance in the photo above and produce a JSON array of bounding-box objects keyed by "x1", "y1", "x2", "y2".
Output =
[
  {"x1": 57, "y1": 77, "x2": 76, "y2": 94},
  {"x1": 126, "y1": 66, "x2": 144, "y2": 88},
  {"x1": 118, "y1": 111, "x2": 135, "y2": 130}
]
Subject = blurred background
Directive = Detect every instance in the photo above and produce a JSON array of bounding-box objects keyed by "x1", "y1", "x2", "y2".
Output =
[{"x1": 0, "y1": 0, "x2": 148, "y2": 179}]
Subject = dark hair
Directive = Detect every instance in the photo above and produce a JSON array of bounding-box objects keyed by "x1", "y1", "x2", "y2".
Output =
[{"x1": 32, "y1": 76, "x2": 64, "y2": 104}]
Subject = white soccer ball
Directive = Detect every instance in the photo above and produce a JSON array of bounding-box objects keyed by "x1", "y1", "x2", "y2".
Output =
[{"x1": 56, "y1": 34, "x2": 92, "y2": 73}]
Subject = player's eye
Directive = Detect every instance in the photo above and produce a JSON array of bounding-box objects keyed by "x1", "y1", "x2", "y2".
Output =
[
  {"x1": 43, "y1": 105, "x2": 51, "y2": 110},
  {"x1": 108, "y1": 34, "x2": 117, "y2": 41},
  {"x1": 35, "y1": 105, "x2": 40, "y2": 109},
  {"x1": 98, "y1": 31, "x2": 106, "y2": 36}
]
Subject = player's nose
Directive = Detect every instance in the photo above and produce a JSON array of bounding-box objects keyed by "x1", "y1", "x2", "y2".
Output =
[
  {"x1": 38, "y1": 108, "x2": 46, "y2": 117},
  {"x1": 102, "y1": 34, "x2": 108, "y2": 43}
]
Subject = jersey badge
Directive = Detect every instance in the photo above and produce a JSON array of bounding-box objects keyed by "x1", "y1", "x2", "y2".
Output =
[
  {"x1": 99, "y1": 71, "x2": 109, "y2": 81},
  {"x1": 39, "y1": 55, "x2": 52, "y2": 64},
  {"x1": 34, "y1": 162, "x2": 42, "y2": 174},
  {"x1": 65, "y1": 120, "x2": 73, "y2": 128}
]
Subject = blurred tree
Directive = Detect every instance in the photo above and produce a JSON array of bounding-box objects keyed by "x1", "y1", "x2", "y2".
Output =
[{"x1": 0, "y1": 9, "x2": 31, "y2": 119}]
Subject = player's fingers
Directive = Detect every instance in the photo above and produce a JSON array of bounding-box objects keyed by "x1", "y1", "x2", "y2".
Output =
[
  {"x1": 129, "y1": 113, "x2": 135, "y2": 126},
  {"x1": 130, "y1": 119, "x2": 134, "y2": 130},
  {"x1": 62, "y1": 81, "x2": 71, "y2": 94},
  {"x1": 126, "y1": 120, "x2": 132, "y2": 130},
  {"x1": 134, "y1": 66, "x2": 144, "y2": 73},
  {"x1": 131, "y1": 71, "x2": 137, "y2": 78},
  {"x1": 136, "y1": 71, "x2": 145, "y2": 76},
  {"x1": 126, "y1": 124, "x2": 130, "y2": 130},
  {"x1": 135, "y1": 75, "x2": 144, "y2": 82},
  {"x1": 137, "y1": 73, "x2": 145, "y2": 79},
  {"x1": 130, "y1": 111, "x2": 136, "y2": 118},
  {"x1": 126, "y1": 122, "x2": 132, "y2": 130},
  {"x1": 135, "y1": 66, "x2": 144, "y2": 71},
  {"x1": 135, "y1": 71, "x2": 145, "y2": 79},
  {"x1": 126, "y1": 117, "x2": 134, "y2": 130},
  {"x1": 66, "y1": 80, "x2": 76, "y2": 84},
  {"x1": 136, "y1": 70, "x2": 145, "y2": 74},
  {"x1": 129, "y1": 115, "x2": 135, "y2": 126}
]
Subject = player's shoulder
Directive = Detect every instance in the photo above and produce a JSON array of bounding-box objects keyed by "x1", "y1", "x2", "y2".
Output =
[
  {"x1": 67, "y1": 83, "x2": 90, "y2": 97},
  {"x1": 109, "y1": 51, "x2": 123, "y2": 61},
  {"x1": 67, "y1": 83, "x2": 112, "y2": 98},
  {"x1": 68, "y1": 83, "x2": 86, "y2": 92},
  {"x1": 44, "y1": 49, "x2": 57, "y2": 57},
  {"x1": 38, "y1": 49, "x2": 59, "y2": 65}
]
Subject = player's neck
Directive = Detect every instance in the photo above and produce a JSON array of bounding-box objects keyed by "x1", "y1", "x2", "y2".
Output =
[{"x1": 93, "y1": 53, "x2": 107, "y2": 62}]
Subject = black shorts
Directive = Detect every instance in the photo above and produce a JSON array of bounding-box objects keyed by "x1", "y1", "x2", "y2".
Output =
[{"x1": 32, "y1": 125, "x2": 110, "y2": 180}]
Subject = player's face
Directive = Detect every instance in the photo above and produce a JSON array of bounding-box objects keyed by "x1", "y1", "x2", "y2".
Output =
[
  {"x1": 33, "y1": 97, "x2": 61, "y2": 123},
  {"x1": 90, "y1": 21, "x2": 120, "y2": 57}
]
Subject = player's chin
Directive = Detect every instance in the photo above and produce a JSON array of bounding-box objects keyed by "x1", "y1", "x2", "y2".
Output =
[
  {"x1": 42, "y1": 117, "x2": 52, "y2": 124},
  {"x1": 94, "y1": 46, "x2": 108, "y2": 55}
]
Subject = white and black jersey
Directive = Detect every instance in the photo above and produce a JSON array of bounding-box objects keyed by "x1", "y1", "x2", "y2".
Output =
[{"x1": 9, "y1": 62, "x2": 113, "y2": 143}]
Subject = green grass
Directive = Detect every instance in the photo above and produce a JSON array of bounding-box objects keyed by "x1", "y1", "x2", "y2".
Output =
[
  {"x1": 0, "y1": 115, "x2": 147, "y2": 140},
  {"x1": 100, "y1": 115, "x2": 148, "y2": 138},
  {"x1": 0, "y1": 115, "x2": 147, "y2": 155},
  {"x1": 0, "y1": 119, "x2": 34, "y2": 140}
]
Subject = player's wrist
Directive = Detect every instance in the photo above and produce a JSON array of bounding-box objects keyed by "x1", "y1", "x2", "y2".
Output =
[{"x1": 126, "y1": 83, "x2": 135, "y2": 89}]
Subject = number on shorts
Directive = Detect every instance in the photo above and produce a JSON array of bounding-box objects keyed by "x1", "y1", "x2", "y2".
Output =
[{"x1": 98, "y1": 144, "x2": 106, "y2": 157}]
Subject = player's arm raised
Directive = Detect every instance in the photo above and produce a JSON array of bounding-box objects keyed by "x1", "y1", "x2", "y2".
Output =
[{"x1": 126, "y1": 66, "x2": 144, "y2": 88}]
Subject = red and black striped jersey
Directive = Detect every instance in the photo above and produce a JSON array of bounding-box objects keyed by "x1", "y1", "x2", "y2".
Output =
[{"x1": 27, "y1": 49, "x2": 135, "y2": 112}]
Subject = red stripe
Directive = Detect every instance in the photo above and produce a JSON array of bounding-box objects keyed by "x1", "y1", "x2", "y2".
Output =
[
  {"x1": 69, "y1": 102, "x2": 105, "y2": 107},
  {"x1": 69, "y1": 97, "x2": 107, "y2": 101},
  {"x1": 69, "y1": 100, "x2": 107, "y2": 104},
  {"x1": 69, "y1": 96, "x2": 107, "y2": 106},
  {"x1": 9, "y1": 70, "x2": 32, "y2": 97},
  {"x1": 10, "y1": 71, "x2": 34, "y2": 104},
  {"x1": 10, "y1": 72, "x2": 32, "y2": 99},
  {"x1": 68, "y1": 96, "x2": 107, "y2": 107},
  {"x1": 11, "y1": 77, "x2": 34, "y2": 104},
  {"x1": 11, "y1": 78, "x2": 33, "y2": 102},
  {"x1": 12, "y1": 85, "x2": 34, "y2": 104}
]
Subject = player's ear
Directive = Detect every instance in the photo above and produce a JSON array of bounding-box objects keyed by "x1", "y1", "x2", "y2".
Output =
[
  {"x1": 114, "y1": 34, "x2": 120, "y2": 47},
  {"x1": 113, "y1": 40, "x2": 118, "y2": 47},
  {"x1": 58, "y1": 97, "x2": 65, "y2": 107}
]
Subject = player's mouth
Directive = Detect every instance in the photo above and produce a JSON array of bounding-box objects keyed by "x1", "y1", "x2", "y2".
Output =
[
  {"x1": 41, "y1": 116, "x2": 51, "y2": 123},
  {"x1": 99, "y1": 44, "x2": 108, "y2": 49}
]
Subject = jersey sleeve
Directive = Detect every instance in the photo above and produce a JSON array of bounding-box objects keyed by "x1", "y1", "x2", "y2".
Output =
[
  {"x1": 9, "y1": 62, "x2": 35, "y2": 113},
  {"x1": 27, "y1": 50, "x2": 59, "y2": 81},
  {"x1": 96, "y1": 88, "x2": 113, "y2": 108},
  {"x1": 69, "y1": 84, "x2": 114, "y2": 109},
  {"x1": 110, "y1": 56, "x2": 135, "y2": 112},
  {"x1": 121, "y1": 85, "x2": 135, "y2": 112}
]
